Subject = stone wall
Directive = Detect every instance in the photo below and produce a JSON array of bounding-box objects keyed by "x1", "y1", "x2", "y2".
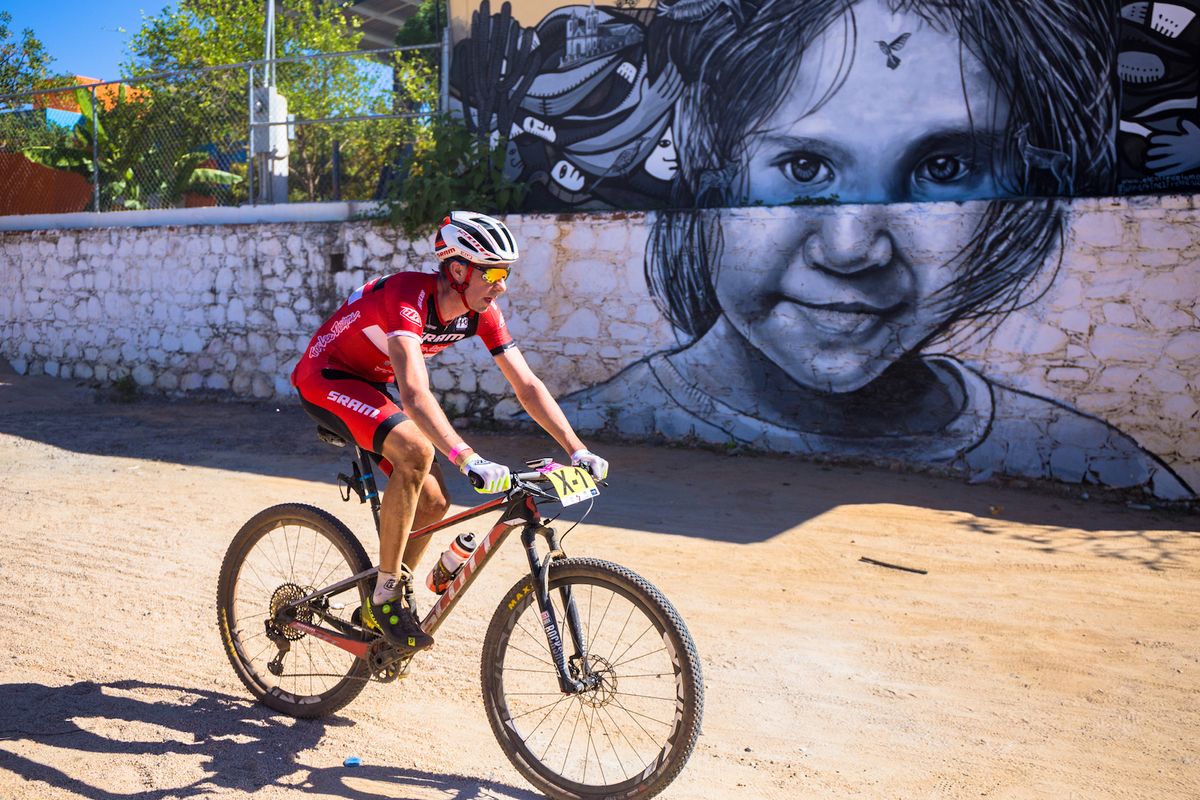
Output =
[
  {"x1": 0, "y1": 211, "x2": 668, "y2": 407},
  {"x1": 1, "y1": 195, "x2": 1197, "y2": 497},
  {"x1": 953, "y1": 196, "x2": 1200, "y2": 492}
]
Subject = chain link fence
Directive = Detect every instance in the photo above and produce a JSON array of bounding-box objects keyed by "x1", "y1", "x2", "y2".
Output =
[{"x1": 0, "y1": 43, "x2": 444, "y2": 216}]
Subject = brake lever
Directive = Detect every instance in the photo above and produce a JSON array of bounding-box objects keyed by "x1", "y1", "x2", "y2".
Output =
[{"x1": 510, "y1": 475, "x2": 558, "y2": 502}]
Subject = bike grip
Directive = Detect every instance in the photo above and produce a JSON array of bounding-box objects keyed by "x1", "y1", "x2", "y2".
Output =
[{"x1": 468, "y1": 471, "x2": 484, "y2": 489}]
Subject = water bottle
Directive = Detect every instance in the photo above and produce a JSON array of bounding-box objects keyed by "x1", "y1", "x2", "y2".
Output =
[{"x1": 426, "y1": 532, "x2": 477, "y2": 594}]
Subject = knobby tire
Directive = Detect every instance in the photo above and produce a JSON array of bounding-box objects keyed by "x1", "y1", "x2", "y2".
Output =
[
  {"x1": 481, "y1": 558, "x2": 704, "y2": 800},
  {"x1": 217, "y1": 503, "x2": 372, "y2": 718}
]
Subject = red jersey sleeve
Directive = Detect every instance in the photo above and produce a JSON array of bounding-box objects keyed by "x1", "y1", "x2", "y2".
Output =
[
  {"x1": 382, "y1": 272, "x2": 433, "y2": 342},
  {"x1": 478, "y1": 302, "x2": 516, "y2": 355}
]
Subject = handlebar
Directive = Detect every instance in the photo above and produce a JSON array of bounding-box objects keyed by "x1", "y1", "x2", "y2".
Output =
[
  {"x1": 466, "y1": 467, "x2": 560, "y2": 490},
  {"x1": 465, "y1": 458, "x2": 601, "y2": 492}
]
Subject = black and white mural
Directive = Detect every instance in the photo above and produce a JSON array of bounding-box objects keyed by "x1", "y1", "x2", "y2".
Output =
[
  {"x1": 1117, "y1": 0, "x2": 1200, "y2": 193},
  {"x1": 448, "y1": 0, "x2": 1197, "y2": 499},
  {"x1": 451, "y1": 0, "x2": 679, "y2": 208}
]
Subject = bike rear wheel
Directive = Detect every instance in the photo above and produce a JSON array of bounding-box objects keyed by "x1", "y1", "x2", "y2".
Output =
[
  {"x1": 217, "y1": 503, "x2": 372, "y2": 718},
  {"x1": 481, "y1": 557, "x2": 703, "y2": 800}
]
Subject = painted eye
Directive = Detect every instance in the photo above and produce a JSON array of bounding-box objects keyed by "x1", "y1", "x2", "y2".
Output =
[
  {"x1": 917, "y1": 155, "x2": 970, "y2": 183},
  {"x1": 780, "y1": 154, "x2": 832, "y2": 185}
]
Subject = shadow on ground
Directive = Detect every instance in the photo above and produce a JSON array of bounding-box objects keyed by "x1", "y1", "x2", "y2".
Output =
[
  {"x1": 1, "y1": 373, "x2": 1196, "y2": 551},
  {"x1": 0, "y1": 680, "x2": 538, "y2": 800}
]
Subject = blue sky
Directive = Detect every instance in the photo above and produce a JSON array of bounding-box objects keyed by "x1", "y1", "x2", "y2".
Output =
[{"x1": 7, "y1": 0, "x2": 175, "y2": 81}]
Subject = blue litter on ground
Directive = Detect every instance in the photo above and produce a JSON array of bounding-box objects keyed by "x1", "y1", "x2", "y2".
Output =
[{"x1": 343, "y1": 756, "x2": 362, "y2": 767}]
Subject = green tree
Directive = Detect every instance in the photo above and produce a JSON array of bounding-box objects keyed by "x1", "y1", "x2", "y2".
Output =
[
  {"x1": 395, "y1": 0, "x2": 447, "y2": 46},
  {"x1": 382, "y1": 114, "x2": 524, "y2": 238},
  {"x1": 391, "y1": 0, "x2": 444, "y2": 113},
  {"x1": 377, "y1": 0, "x2": 528, "y2": 235},
  {"x1": 127, "y1": 0, "x2": 361, "y2": 74},
  {"x1": 0, "y1": 10, "x2": 53, "y2": 98},
  {"x1": 124, "y1": 0, "x2": 412, "y2": 203}
]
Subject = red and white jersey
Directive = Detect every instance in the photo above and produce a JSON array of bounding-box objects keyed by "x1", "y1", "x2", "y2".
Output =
[{"x1": 292, "y1": 271, "x2": 514, "y2": 383}]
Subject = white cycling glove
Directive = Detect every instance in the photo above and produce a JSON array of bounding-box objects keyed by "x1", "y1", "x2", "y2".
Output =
[
  {"x1": 461, "y1": 453, "x2": 512, "y2": 494},
  {"x1": 571, "y1": 448, "x2": 609, "y2": 481}
]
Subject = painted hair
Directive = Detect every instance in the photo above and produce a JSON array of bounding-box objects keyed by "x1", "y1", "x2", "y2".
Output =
[{"x1": 646, "y1": 0, "x2": 1117, "y2": 341}]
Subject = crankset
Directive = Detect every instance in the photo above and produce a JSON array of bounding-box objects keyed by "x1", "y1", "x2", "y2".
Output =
[{"x1": 367, "y1": 640, "x2": 413, "y2": 682}]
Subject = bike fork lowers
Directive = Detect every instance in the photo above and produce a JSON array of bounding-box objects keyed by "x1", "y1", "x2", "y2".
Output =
[{"x1": 520, "y1": 524, "x2": 594, "y2": 694}]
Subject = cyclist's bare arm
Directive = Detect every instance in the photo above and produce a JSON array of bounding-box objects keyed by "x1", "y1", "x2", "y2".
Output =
[
  {"x1": 494, "y1": 346, "x2": 587, "y2": 458},
  {"x1": 389, "y1": 336, "x2": 473, "y2": 469}
]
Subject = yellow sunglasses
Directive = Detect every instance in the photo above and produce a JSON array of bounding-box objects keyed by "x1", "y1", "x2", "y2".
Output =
[{"x1": 475, "y1": 265, "x2": 511, "y2": 284}]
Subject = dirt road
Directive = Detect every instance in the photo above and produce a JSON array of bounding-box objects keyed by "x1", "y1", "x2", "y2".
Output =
[{"x1": 0, "y1": 369, "x2": 1197, "y2": 800}]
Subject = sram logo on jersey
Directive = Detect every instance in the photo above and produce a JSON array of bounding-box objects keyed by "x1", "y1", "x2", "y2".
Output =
[
  {"x1": 326, "y1": 391, "x2": 383, "y2": 419},
  {"x1": 423, "y1": 332, "x2": 466, "y2": 344}
]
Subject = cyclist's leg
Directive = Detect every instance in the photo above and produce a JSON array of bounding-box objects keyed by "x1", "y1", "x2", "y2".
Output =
[
  {"x1": 295, "y1": 369, "x2": 435, "y2": 648},
  {"x1": 294, "y1": 369, "x2": 427, "y2": 576},
  {"x1": 403, "y1": 459, "x2": 451, "y2": 571},
  {"x1": 370, "y1": 422, "x2": 438, "y2": 650},
  {"x1": 376, "y1": 420, "x2": 435, "y2": 578},
  {"x1": 294, "y1": 368, "x2": 449, "y2": 575}
]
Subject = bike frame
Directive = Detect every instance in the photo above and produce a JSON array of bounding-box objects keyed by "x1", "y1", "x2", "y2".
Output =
[{"x1": 280, "y1": 444, "x2": 594, "y2": 693}]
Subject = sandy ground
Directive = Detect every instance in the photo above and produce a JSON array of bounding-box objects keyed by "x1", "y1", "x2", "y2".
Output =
[{"x1": 0, "y1": 367, "x2": 1197, "y2": 800}]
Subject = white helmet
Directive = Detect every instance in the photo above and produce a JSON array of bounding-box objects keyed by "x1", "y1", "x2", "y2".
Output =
[{"x1": 434, "y1": 211, "x2": 519, "y2": 265}]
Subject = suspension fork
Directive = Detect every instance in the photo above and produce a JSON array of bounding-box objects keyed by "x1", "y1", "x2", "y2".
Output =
[{"x1": 521, "y1": 522, "x2": 592, "y2": 694}]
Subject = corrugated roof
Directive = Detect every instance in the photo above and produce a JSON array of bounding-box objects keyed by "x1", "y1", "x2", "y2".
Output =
[{"x1": 346, "y1": 0, "x2": 424, "y2": 47}]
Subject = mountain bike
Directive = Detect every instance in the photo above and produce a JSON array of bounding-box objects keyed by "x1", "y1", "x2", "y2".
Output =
[{"x1": 216, "y1": 426, "x2": 704, "y2": 800}]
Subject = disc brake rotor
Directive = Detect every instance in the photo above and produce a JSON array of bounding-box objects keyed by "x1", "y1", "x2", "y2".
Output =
[{"x1": 577, "y1": 655, "x2": 618, "y2": 708}]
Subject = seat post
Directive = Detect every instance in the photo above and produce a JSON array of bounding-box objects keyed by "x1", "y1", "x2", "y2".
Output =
[{"x1": 355, "y1": 446, "x2": 383, "y2": 535}]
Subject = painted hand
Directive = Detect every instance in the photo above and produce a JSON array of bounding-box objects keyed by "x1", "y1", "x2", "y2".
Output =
[{"x1": 1146, "y1": 120, "x2": 1200, "y2": 176}]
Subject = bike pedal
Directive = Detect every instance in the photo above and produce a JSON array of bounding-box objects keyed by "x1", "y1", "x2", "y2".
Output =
[{"x1": 391, "y1": 655, "x2": 414, "y2": 680}]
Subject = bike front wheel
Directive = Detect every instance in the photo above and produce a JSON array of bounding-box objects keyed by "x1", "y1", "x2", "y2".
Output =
[
  {"x1": 217, "y1": 503, "x2": 372, "y2": 718},
  {"x1": 481, "y1": 557, "x2": 703, "y2": 800}
]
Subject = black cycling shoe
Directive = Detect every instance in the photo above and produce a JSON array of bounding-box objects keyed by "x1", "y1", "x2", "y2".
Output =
[{"x1": 364, "y1": 595, "x2": 434, "y2": 652}]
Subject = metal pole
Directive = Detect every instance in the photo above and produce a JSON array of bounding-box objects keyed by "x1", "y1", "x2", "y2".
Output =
[
  {"x1": 440, "y1": 24, "x2": 450, "y2": 115},
  {"x1": 90, "y1": 85, "x2": 100, "y2": 212},
  {"x1": 264, "y1": 0, "x2": 276, "y2": 87},
  {"x1": 332, "y1": 140, "x2": 341, "y2": 201},
  {"x1": 247, "y1": 65, "x2": 255, "y2": 206}
]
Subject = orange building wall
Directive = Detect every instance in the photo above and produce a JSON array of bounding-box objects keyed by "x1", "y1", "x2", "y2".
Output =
[
  {"x1": 33, "y1": 76, "x2": 148, "y2": 113},
  {"x1": 0, "y1": 153, "x2": 92, "y2": 215}
]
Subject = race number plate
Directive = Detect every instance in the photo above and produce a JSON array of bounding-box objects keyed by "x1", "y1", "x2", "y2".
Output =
[{"x1": 541, "y1": 464, "x2": 599, "y2": 506}]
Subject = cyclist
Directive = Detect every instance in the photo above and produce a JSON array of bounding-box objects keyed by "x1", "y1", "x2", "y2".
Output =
[{"x1": 291, "y1": 211, "x2": 609, "y2": 653}]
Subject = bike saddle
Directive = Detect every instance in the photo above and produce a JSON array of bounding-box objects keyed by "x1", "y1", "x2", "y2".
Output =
[{"x1": 316, "y1": 426, "x2": 348, "y2": 448}]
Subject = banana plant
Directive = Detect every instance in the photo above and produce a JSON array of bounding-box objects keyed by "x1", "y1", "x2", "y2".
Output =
[{"x1": 159, "y1": 149, "x2": 242, "y2": 205}]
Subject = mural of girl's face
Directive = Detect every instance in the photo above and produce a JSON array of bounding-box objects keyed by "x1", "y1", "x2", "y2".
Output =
[
  {"x1": 716, "y1": 0, "x2": 1014, "y2": 393},
  {"x1": 644, "y1": 127, "x2": 678, "y2": 180}
]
